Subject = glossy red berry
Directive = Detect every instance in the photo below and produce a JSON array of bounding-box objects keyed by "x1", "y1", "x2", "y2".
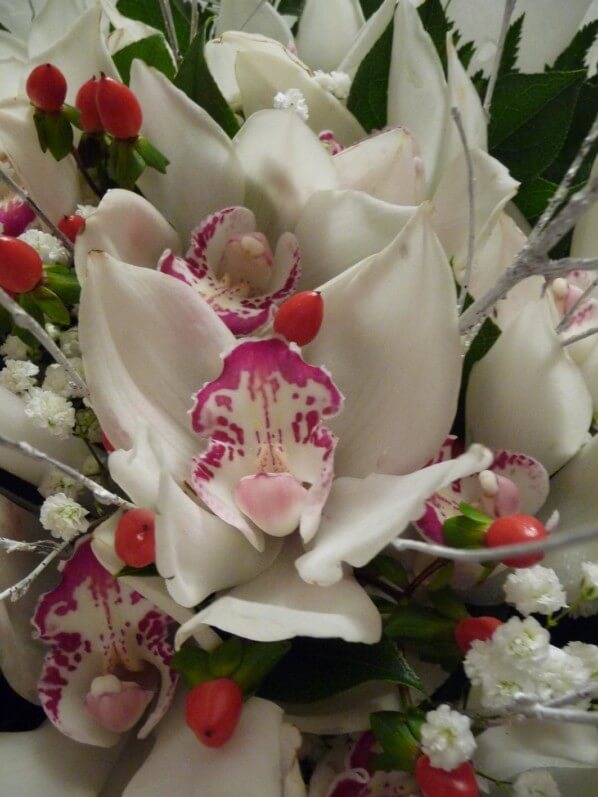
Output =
[
  {"x1": 75, "y1": 77, "x2": 103, "y2": 133},
  {"x1": 485, "y1": 514, "x2": 548, "y2": 568},
  {"x1": 58, "y1": 214, "x2": 86, "y2": 243},
  {"x1": 95, "y1": 76, "x2": 142, "y2": 139},
  {"x1": 100, "y1": 431, "x2": 115, "y2": 453},
  {"x1": 415, "y1": 756, "x2": 479, "y2": 797},
  {"x1": 273, "y1": 291, "x2": 324, "y2": 346},
  {"x1": 114, "y1": 508, "x2": 156, "y2": 568},
  {"x1": 185, "y1": 678, "x2": 244, "y2": 748},
  {"x1": 0, "y1": 235, "x2": 43, "y2": 293},
  {"x1": 454, "y1": 616, "x2": 503, "y2": 654},
  {"x1": 26, "y1": 64, "x2": 67, "y2": 112}
]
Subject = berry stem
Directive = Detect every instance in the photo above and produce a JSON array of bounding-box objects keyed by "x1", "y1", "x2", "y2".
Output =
[
  {"x1": 404, "y1": 558, "x2": 447, "y2": 597},
  {"x1": 70, "y1": 146, "x2": 103, "y2": 198}
]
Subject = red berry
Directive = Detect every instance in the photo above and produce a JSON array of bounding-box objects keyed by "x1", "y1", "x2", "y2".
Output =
[
  {"x1": 75, "y1": 77, "x2": 103, "y2": 133},
  {"x1": 114, "y1": 508, "x2": 156, "y2": 568},
  {"x1": 185, "y1": 678, "x2": 244, "y2": 748},
  {"x1": 415, "y1": 756, "x2": 479, "y2": 797},
  {"x1": 454, "y1": 616, "x2": 503, "y2": 654},
  {"x1": 273, "y1": 291, "x2": 324, "y2": 346},
  {"x1": 0, "y1": 235, "x2": 43, "y2": 293},
  {"x1": 58, "y1": 214, "x2": 86, "y2": 243},
  {"x1": 26, "y1": 64, "x2": 67, "y2": 112},
  {"x1": 485, "y1": 514, "x2": 548, "y2": 568},
  {"x1": 95, "y1": 76, "x2": 142, "y2": 139},
  {"x1": 101, "y1": 431, "x2": 115, "y2": 452}
]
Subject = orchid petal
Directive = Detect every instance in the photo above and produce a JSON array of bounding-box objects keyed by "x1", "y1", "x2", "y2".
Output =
[
  {"x1": 338, "y1": 0, "x2": 395, "y2": 79},
  {"x1": 74, "y1": 189, "x2": 181, "y2": 283},
  {"x1": 305, "y1": 205, "x2": 462, "y2": 478},
  {"x1": 466, "y1": 298, "x2": 592, "y2": 474},
  {"x1": 571, "y1": 155, "x2": 598, "y2": 259},
  {"x1": 296, "y1": 0, "x2": 365, "y2": 72},
  {"x1": 216, "y1": 0, "x2": 294, "y2": 46},
  {"x1": 129, "y1": 61, "x2": 244, "y2": 243},
  {"x1": 387, "y1": 0, "x2": 447, "y2": 192},
  {"x1": 79, "y1": 253, "x2": 234, "y2": 479},
  {"x1": 233, "y1": 109, "x2": 339, "y2": 239},
  {"x1": 296, "y1": 444, "x2": 492, "y2": 586},
  {"x1": 0, "y1": 98, "x2": 79, "y2": 222},
  {"x1": 334, "y1": 128, "x2": 425, "y2": 205},
  {"x1": 294, "y1": 189, "x2": 415, "y2": 290},
  {"x1": 0, "y1": 32, "x2": 26, "y2": 99},
  {"x1": 177, "y1": 538, "x2": 381, "y2": 646}
]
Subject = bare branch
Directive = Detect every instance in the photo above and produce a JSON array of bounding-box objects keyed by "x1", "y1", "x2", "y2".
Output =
[
  {"x1": 542, "y1": 257, "x2": 598, "y2": 279},
  {"x1": 561, "y1": 324, "x2": 598, "y2": 347},
  {"x1": 158, "y1": 0, "x2": 181, "y2": 63},
  {"x1": 0, "y1": 539, "x2": 71, "y2": 602},
  {"x1": 556, "y1": 275, "x2": 598, "y2": 333},
  {"x1": 490, "y1": 685, "x2": 598, "y2": 725},
  {"x1": 483, "y1": 0, "x2": 516, "y2": 114},
  {"x1": 240, "y1": 0, "x2": 268, "y2": 30},
  {"x1": 0, "y1": 537, "x2": 60, "y2": 554},
  {"x1": 189, "y1": 0, "x2": 200, "y2": 42},
  {"x1": 451, "y1": 107, "x2": 476, "y2": 315}
]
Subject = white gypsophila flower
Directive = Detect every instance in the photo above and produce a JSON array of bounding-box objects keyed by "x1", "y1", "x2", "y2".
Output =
[
  {"x1": 513, "y1": 769, "x2": 561, "y2": 797},
  {"x1": 82, "y1": 455, "x2": 101, "y2": 476},
  {"x1": 45, "y1": 322, "x2": 61, "y2": 340},
  {"x1": 40, "y1": 492, "x2": 89, "y2": 541},
  {"x1": 580, "y1": 561, "x2": 598, "y2": 601},
  {"x1": 476, "y1": 660, "x2": 537, "y2": 710},
  {"x1": 38, "y1": 469, "x2": 84, "y2": 499},
  {"x1": 75, "y1": 204, "x2": 97, "y2": 219},
  {"x1": 504, "y1": 566, "x2": 567, "y2": 616},
  {"x1": 18, "y1": 229, "x2": 70, "y2": 264},
  {"x1": 273, "y1": 88, "x2": 309, "y2": 120},
  {"x1": 0, "y1": 334, "x2": 30, "y2": 360},
  {"x1": 59, "y1": 327, "x2": 81, "y2": 357},
  {"x1": 564, "y1": 642, "x2": 598, "y2": 681},
  {"x1": 43, "y1": 358, "x2": 84, "y2": 398},
  {"x1": 23, "y1": 388, "x2": 76, "y2": 439},
  {"x1": 0, "y1": 359, "x2": 39, "y2": 394},
  {"x1": 313, "y1": 70, "x2": 351, "y2": 99},
  {"x1": 492, "y1": 616, "x2": 551, "y2": 665},
  {"x1": 533, "y1": 647, "x2": 590, "y2": 702},
  {"x1": 420, "y1": 704, "x2": 476, "y2": 771}
]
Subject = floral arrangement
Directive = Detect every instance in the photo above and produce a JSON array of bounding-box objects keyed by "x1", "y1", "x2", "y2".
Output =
[{"x1": 0, "y1": 0, "x2": 597, "y2": 795}]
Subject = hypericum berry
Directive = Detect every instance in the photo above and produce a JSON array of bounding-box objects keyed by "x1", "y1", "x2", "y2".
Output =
[
  {"x1": 415, "y1": 755, "x2": 479, "y2": 797},
  {"x1": 485, "y1": 514, "x2": 548, "y2": 568},
  {"x1": 185, "y1": 679, "x2": 244, "y2": 748},
  {"x1": 58, "y1": 214, "x2": 86, "y2": 243},
  {"x1": 75, "y1": 77, "x2": 103, "y2": 133},
  {"x1": 114, "y1": 508, "x2": 156, "y2": 568},
  {"x1": 26, "y1": 64, "x2": 67, "y2": 112},
  {"x1": 273, "y1": 291, "x2": 323, "y2": 346},
  {"x1": 101, "y1": 431, "x2": 115, "y2": 452},
  {"x1": 454, "y1": 616, "x2": 503, "y2": 654},
  {"x1": 0, "y1": 235, "x2": 43, "y2": 293},
  {"x1": 95, "y1": 76, "x2": 142, "y2": 139}
]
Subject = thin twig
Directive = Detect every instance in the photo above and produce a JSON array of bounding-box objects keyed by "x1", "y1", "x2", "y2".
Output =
[
  {"x1": 70, "y1": 147, "x2": 102, "y2": 199},
  {"x1": 556, "y1": 275, "x2": 598, "y2": 333},
  {"x1": 158, "y1": 0, "x2": 181, "y2": 63},
  {"x1": 240, "y1": 0, "x2": 268, "y2": 30},
  {"x1": 561, "y1": 324, "x2": 598, "y2": 347},
  {"x1": 451, "y1": 107, "x2": 476, "y2": 314},
  {"x1": 542, "y1": 257, "x2": 598, "y2": 279},
  {"x1": 490, "y1": 686, "x2": 598, "y2": 725},
  {"x1": 0, "y1": 287, "x2": 88, "y2": 397},
  {"x1": 483, "y1": 0, "x2": 516, "y2": 114},
  {"x1": 190, "y1": 0, "x2": 200, "y2": 42},
  {"x1": 0, "y1": 435, "x2": 129, "y2": 508},
  {"x1": 405, "y1": 558, "x2": 447, "y2": 597},
  {"x1": 0, "y1": 536, "x2": 60, "y2": 554},
  {"x1": 0, "y1": 539, "x2": 71, "y2": 602},
  {"x1": 0, "y1": 166, "x2": 74, "y2": 253}
]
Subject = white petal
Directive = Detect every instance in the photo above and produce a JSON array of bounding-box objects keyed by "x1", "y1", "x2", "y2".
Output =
[
  {"x1": 124, "y1": 691, "x2": 300, "y2": 797},
  {"x1": 234, "y1": 109, "x2": 339, "y2": 238},
  {"x1": 339, "y1": 0, "x2": 396, "y2": 79},
  {"x1": 572, "y1": 155, "x2": 598, "y2": 258},
  {"x1": 74, "y1": 189, "x2": 181, "y2": 283},
  {"x1": 0, "y1": 98, "x2": 79, "y2": 222},
  {"x1": 466, "y1": 298, "x2": 593, "y2": 474},
  {"x1": 334, "y1": 128, "x2": 425, "y2": 205},
  {"x1": 176, "y1": 538, "x2": 381, "y2": 646},
  {"x1": 216, "y1": 0, "x2": 294, "y2": 46},
  {"x1": 295, "y1": 189, "x2": 414, "y2": 290},
  {"x1": 130, "y1": 61, "x2": 245, "y2": 243},
  {"x1": 296, "y1": 0, "x2": 364, "y2": 72},
  {"x1": 296, "y1": 445, "x2": 492, "y2": 586},
  {"x1": 0, "y1": 32, "x2": 26, "y2": 99},
  {"x1": 387, "y1": 0, "x2": 447, "y2": 192},
  {"x1": 0, "y1": 386, "x2": 87, "y2": 485},
  {"x1": 305, "y1": 205, "x2": 462, "y2": 478},
  {"x1": 79, "y1": 253, "x2": 234, "y2": 480}
]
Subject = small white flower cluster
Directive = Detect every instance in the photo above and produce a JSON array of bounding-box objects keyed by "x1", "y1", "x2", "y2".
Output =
[
  {"x1": 59, "y1": 327, "x2": 81, "y2": 357},
  {"x1": 0, "y1": 335, "x2": 30, "y2": 360},
  {"x1": 39, "y1": 468, "x2": 84, "y2": 500},
  {"x1": 313, "y1": 70, "x2": 351, "y2": 99},
  {"x1": 40, "y1": 492, "x2": 89, "y2": 541},
  {"x1": 420, "y1": 704, "x2": 476, "y2": 771},
  {"x1": 43, "y1": 357, "x2": 84, "y2": 398},
  {"x1": 0, "y1": 359, "x2": 39, "y2": 394},
  {"x1": 504, "y1": 565, "x2": 567, "y2": 616},
  {"x1": 513, "y1": 770, "x2": 561, "y2": 797},
  {"x1": 273, "y1": 88, "x2": 309, "y2": 120},
  {"x1": 465, "y1": 616, "x2": 591, "y2": 710},
  {"x1": 580, "y1": 561, "x2": 598, "y2": 601},
  {"x1": 18, "y1": 229, "x2": 70, "y2": 265},
  {"x1": 23, "y1": 388, "x2": 76, "y2": 439}
]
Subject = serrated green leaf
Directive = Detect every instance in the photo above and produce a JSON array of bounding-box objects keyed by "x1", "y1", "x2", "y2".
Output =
[
  {"x1": 234, "y1": 641, "x2": 290, "y2": 694},
  {"x1": 135, "y1": 135, "x2": 169, "y2": 173},
  {"x1": 417, "y1": 0, "x2": 452, "y2": 72},
  {"x1": 113, "y1": 33, "x2": 176, "y2": 84},
  {"x1": 553, "y1": 20, "x2": 598, "y2": 73},
  {"x1": 498, "y1": 14, "x2": 524, "y2": 77},
  {"x1": 457, "y1": 41, "x2": 475, "y2": 71},
  {"x1": 385, "y1": 605, "x2": 455, "y2": 641},
  {"x1": 428, "y1": 587, "x2": 469, "y2": 620},
  {"x1": 115, "y1": 562, "x2": 159, "y2": 577},
  {"x1": 463, "y1": 316, "x2": 501, "y2": 387},
  {"x1": 347, "y1": 20, "x2": 392, "y2": 132},
  {"x1": 29, "y1": 287, "x2": 70, "y2": 325},
  {"x1": 174, "y1": 25, "x2": 240, "y2": 138},
  {"x1": 117, "y1": 0, "x2": 192, "y2": 55},
  {"x1": 371, "y1": 712, "x2": 420, "y2": 772},
  {"x1": 258, "y1": 637, "x2": 423, "y2": 703},
  {"x1": 459, "y1": 502, "x2": 492, "y2": 524},
  {"x1": 489, "y1": 70, "x2": 585, "y2": 181},
  {"x1": 171, "y1": 645, "x2": 212, "y2": 687},
  {"x1": 443, "y1": 514, "x2": 487, "y2": 549},
  {"x1": 514, "y1": 175, "x2": 558, "y2": 222}
]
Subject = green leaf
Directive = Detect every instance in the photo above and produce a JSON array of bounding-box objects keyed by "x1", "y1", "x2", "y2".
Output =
[
  {"x1": 174, "y1": 25, "x2": 240, "y2": 138},
  {"x1": 417, "y1": 638, "x2": 462, "y2": 670},
  {"x1": 208, "y1": 637, "x2": 244, "y2": 678},
  {"x1": 361, "y1": 553, "x2": 409, "y2": 589},
  {"x1": 489, "y1": 70, "x2": 585, "y2": 181},
  {"x1": 514, "y1": 175, "x2": 558, "y2": 222},
  {"x1": 44, "y1": 265, "x2": 81, "y2": 305},
  {"x1": 117, "y1": 0, "x2": 192, "y2": 55},
  {"x1": 347, "y1": 20, "x2": 392, "y2": 132},
  {"x1": 498, "y1": 14, "x2": 524, "y2": 77},
  {"x1": 115, "y1": 562, "x2": 159, "y2": 577},
  {"x1": 428, "y1": 587, "x2": 468, "y2": 621},
  {"x1": 233, "y1": 641, "x2": 290, "y2": 694},
  {"x1": 371, "y1": 712, "x2": 421, "y2": 772},
  {"x1": 553, "y1": 20, "x2": 598, "y2": 73},
  {"x1": 463, "y1": 316, "x2": 501, "y2": 388},
  {"x1": 417, "y1": 0, "x2": 452, "y2": 72},
  {"x1": 258, "y1": 637, "x2": 423, "y2": 703},
  {"x1": 109, "y1": 139, "x2": 146, "y2": 189},
  {"x1": 34, "y1": 109, "x2": 74, "y2": 161},
  {"x1": 385, "y1": 605, "x2": 455, "y2": 642},
  {"x1": 135, "y1": 135, "x2": 170, "y2": 173},
  {"x1": 457, "y1": 41, "x2": 475, "y2": 71},
  {"x1": 29, "y1": 286, "x2": 70, "y2": 325},
  {"x1": 426, "y1": 562, "x2": 455, "y2": 592},
  {"x1": 113, "y1": 34, "x2": 176, "y2": 84},
  {"x1": 359, "y1": 0, "x2": 385, "y2": 19},
  {"x1": 171, "y1": 645, "x2": 212, "y2": 687},
  {"x1": 459, "y1": 502, "x2": 492, "y2": 524},
  {"x1": 443, "y1": 514, "x2": 487, "y2": 549}
]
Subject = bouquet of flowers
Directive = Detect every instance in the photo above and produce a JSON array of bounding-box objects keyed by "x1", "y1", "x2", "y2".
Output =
[{"x1": 0, "y1": 0, "x2": 597, "y2": 794}]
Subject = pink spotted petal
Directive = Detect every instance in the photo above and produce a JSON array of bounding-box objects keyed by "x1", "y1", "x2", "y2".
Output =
[
  {"x1": 327, "y1": 771, "x2": 369, "y2": 797},
  {"x1": 33, "y1": 540, "x2": 177, "y2": 747},
  {"x1": 0, "y1": 197, "x2": 35, "y2": 236},
  {"x1": 84, "y1": 680, "x2": 154, "y2": 734},
  {"x1": 187, "y1": 206, "x2": 257, "y2": 274},
  {"x1": 234, "y1": 472, "x2": 307, "y2": 537}
]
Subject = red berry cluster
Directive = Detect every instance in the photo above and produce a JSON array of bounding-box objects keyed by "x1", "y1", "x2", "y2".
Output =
[
  {"x1": 415, "y1": 755, "x2": 479, "y2": 797},
  {"x1": 0, "y1": 235, "x2": 43, "y2": 294},
  {"x1": 485, "y1": 514, "x2": 548, "y2": 568},
  {"x1": 274, "y1": 290, "x2": 324, "y2": 346},
  {"x1": 76, "y1": 75, "x2": 143, "y2": 139}
]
